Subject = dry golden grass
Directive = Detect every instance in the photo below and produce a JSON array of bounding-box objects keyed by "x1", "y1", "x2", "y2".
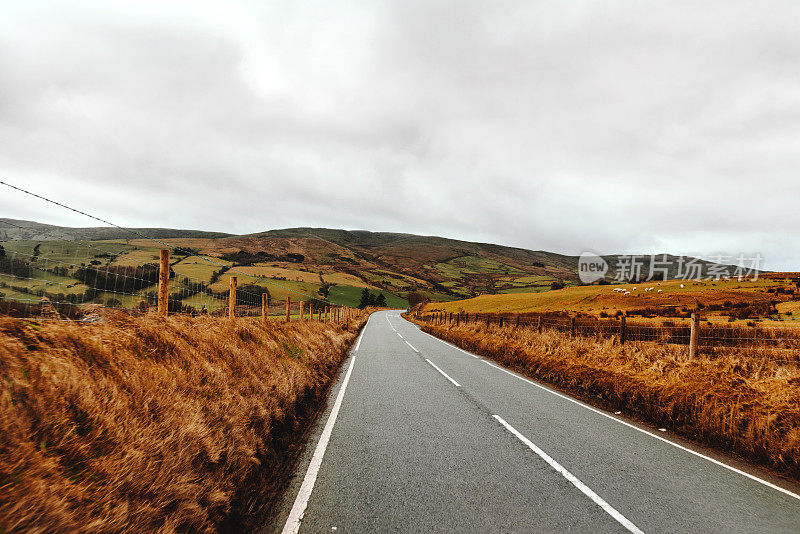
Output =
[
  {"x1": 433, "y1": 278, "x2": 790, "y2": 320},
  {"x1": 0, "y1": 313, "x2": 365, "y2": 533},
  {"x1": 416, "y1": 319, "x2": 800, "y2": 480}
]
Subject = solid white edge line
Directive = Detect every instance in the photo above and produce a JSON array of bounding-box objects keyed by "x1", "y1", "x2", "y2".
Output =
[
  {"x1": 401, "y1": 314, "x2": 800, "y2": 498},
  {"x1": 353, "y1": 322, "x2": 367, "y2": 352},
  {"x1": 493, "y1": 415, "x2": 644, "y2": 534},
  {"x1": 435, "y1": 337, "x2": 478, "y2": 358},
  {"x1": 480, "y1": 360, "x2": 800, "y2": 501},
  {"x1": 425, "y1": 358, "x2": 461, "y2": 387},
  {"x1": 282, "y1": 355, "x2": 358, "y2": 534}
]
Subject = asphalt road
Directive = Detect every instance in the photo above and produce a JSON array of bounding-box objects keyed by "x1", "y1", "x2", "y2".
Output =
[{"x1": 268, "y1": 310, "x2": 800, "y2": 533}]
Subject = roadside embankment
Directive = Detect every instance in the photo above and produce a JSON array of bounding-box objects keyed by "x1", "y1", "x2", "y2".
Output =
[{"x1": 0, "y1": 313, "x2": 366, "y2": 533}]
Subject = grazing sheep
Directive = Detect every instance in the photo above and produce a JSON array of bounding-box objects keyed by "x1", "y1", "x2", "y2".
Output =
[
  {"x1": 657, "y1": 289, "x2": 663, "y2": 293},
  {"x1": 680, "y1": 284, "x2": 685, "y2": 288}
]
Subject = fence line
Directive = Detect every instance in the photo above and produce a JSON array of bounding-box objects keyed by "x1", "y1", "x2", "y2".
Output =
[
  {"x1": 0, "y1": 182, "x2": 332, "y2": 304},
  {"x1": 0, "y1": 244, "x2": 361, "y2": 322},
  {"x1": 415, "y1": 309, "x2": 800, "y2": 361}
]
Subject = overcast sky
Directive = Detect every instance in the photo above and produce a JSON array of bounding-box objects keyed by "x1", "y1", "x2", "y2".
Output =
[{"x1": 1, "y1": 1, "x2": 799, "y2": 269}]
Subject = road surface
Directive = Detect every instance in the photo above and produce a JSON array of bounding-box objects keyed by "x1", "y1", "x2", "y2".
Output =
[{"x1": 268, "y1": 310, "x2": 800, "y2": 533}]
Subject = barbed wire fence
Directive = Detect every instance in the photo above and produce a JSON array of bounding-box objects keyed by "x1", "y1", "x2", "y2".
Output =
[
  {"x1": 415, "y1": 309, "x2": 800, "y2": 363},
  {"x1": 0, "y1": 182, "x2": 358, "y2": 322}
]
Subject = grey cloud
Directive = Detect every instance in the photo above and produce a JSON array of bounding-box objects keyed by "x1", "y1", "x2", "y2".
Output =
[{"x1": 1, "y1": 0, "x2": 799, "y2": 269}]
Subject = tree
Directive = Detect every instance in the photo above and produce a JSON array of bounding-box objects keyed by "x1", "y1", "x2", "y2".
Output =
[
  {"x1": 375, "y1": 293, "x2": 387, "y2": 307},
  {"x1": 0, "y1": 244, "x2": 5, "y2": 259},
  {"x1": 318, "y1": 283, "x2": 331, "y2": 299},
  {"x1": 406, "y1": 291, "x2": 428, "y2": 308},
  {"x1": 358, "y1": 287, "x2": 371, "y2": 309}
]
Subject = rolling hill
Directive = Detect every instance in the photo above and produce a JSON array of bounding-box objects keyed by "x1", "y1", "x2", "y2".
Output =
[{"x1": 1, "y1": 219, "x2": 752, "y2": 308}]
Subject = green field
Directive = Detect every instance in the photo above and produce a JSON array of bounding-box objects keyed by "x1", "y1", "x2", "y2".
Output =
[
  {"x1": 327, "y1": 285, "x2": 408, "y2": 308},
  {"x1": 433, "y1": 256, "x2": 526, "y2": 279}
]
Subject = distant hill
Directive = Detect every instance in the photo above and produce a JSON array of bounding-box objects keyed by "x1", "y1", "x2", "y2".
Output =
[
  {"x1": 0, "y1": 220, "x2": 747, "y2": 301},
  {"x1": 0, "y1": 218, "x2": 232, "y2": 241}
]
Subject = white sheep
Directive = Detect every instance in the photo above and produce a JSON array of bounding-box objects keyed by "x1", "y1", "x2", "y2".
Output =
[
  {"x1": 657, "y1": 289, "x2": 663, "y2": 293},
  {"x1": 680, "y1": 284, "x2": 685, "y2": 288}
]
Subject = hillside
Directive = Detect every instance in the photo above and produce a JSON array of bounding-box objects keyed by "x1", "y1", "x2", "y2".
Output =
[
  {"x1": 0, "y1": 220, "x2": 751, "y2": 311},
  {"x1": 0, "y1": 218, "x2": 232, "y2": 241}
]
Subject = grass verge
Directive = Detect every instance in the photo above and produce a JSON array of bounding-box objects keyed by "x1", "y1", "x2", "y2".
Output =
[
  {"x1": 0, "y1": 313, "x2": 366, "y2": 533},
  {"x1": 414, "y1": 318, "x2": 800, "y2": 482}
]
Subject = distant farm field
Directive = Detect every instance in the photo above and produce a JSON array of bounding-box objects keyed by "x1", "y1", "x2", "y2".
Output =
[{"x1": 431, "y1": 277, "x2": 800, "y2": 324}]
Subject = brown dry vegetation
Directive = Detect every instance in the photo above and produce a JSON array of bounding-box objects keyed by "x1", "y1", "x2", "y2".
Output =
[
  {"x1": 416, "y1": 319, "x2": 800, "y2": 481},
  {"x1": 0, "y1": 313, "x2": 366, "y2": 533},
  {"x1": 429, "y1": 277, "x2": 796, "y2": 321}
]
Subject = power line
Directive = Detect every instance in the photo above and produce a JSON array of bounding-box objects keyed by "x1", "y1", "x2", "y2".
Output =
[{"x1": 0, "y1": 180, "x2": 329, "y2": 302}]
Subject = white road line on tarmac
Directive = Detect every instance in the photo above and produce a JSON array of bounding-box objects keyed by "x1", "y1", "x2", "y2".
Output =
[
  {"x1": 282, "y1": 355, "x2": 358, "y2": 534},
  {"x1": 404, "y1": 340, "x2": 419, "y2": 352},
  {"x1": 425, "y1": 358, "x2": 461, "y2": 387},
  {"x1": 480, "y1": 360, "x2": 800, "y2": 501},
  {"x1": 493, "y1": 415, "x2": 645, "y2": 534},
  {"x1": 354, "y1": 322, "x2": 366, "y2": 352},
  {"x1": 433, "y1": 337, "x2": 478, "y2": 358}
]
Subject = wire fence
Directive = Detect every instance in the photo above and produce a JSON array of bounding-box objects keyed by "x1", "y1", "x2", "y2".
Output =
[
  {"x1": 416, "y1": 309, "x2": 800, "y2": 362},
  {"x1": 0, "y1": 226, "x2": 342, "y2": 322}
]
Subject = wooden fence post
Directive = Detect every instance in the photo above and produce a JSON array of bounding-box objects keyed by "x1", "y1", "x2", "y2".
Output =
[
  {"x1": 499, "y1": 316, "x2": 504, "y2": 328},
  {"x1": 538, "y1": 316, "x2": 543, "y2": 334},
  {"x1": 285, "y1": 297, "x2": 291, "y2": 321},
  {"x1": 486, "y1": 314, "x2": 490, "y2": 327},
  {"x1": 228, "y1": 276, "x2": 237, "y2": 319},
  {"x1": 571, "y1": 317, "x2": 576, "y2": 337},
  {"x1": 515, "y1": 315, "x2": 520, "y2": 328},
  {"x1": 326, "y1": 306, "x2": 330, "y2": 322},
  {"x1": 689, "y1": 313, "x2": 700, "y2": 359},
  {"x1": 299, "y1": 301, "x2": 304, "y2": 320},
  {"x1": 620, "y1": 316, "x2": 627, "y2": 344},
  {"x1": 158, "y1": 249, "x2": 169, "y2": 317},
  {"x1": 261, "y1": 293, "x2": 268, "y2": 324}
]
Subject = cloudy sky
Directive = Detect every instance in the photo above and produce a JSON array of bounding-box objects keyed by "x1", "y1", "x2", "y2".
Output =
[{"x1": 1, "y1": 1, "x2": 799, "y2": 268}]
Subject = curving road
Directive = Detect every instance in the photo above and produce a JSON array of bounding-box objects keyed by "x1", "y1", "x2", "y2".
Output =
[{"x1": 267, "y1": 310, "x2": 800, "y2": 533}]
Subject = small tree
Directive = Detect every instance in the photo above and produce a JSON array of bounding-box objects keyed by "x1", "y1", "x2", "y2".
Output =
[
  {"x1": 358, "y1": 287, "x2": 371, "y2": 309},
  {"x1": 375, "y1": 293, "x2": 387, "y2": 307},
  {"x1": 406, "y1": 291, "x2": 427, "y2": 308}
]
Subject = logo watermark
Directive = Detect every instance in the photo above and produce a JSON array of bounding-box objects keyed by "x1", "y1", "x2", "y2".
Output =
[
  {"x1": 578, "y1": 253, "x2": 764, "y2": 283},
  {"x1": 578, "y1": 252, "x2": 609, "y2": 284}
]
